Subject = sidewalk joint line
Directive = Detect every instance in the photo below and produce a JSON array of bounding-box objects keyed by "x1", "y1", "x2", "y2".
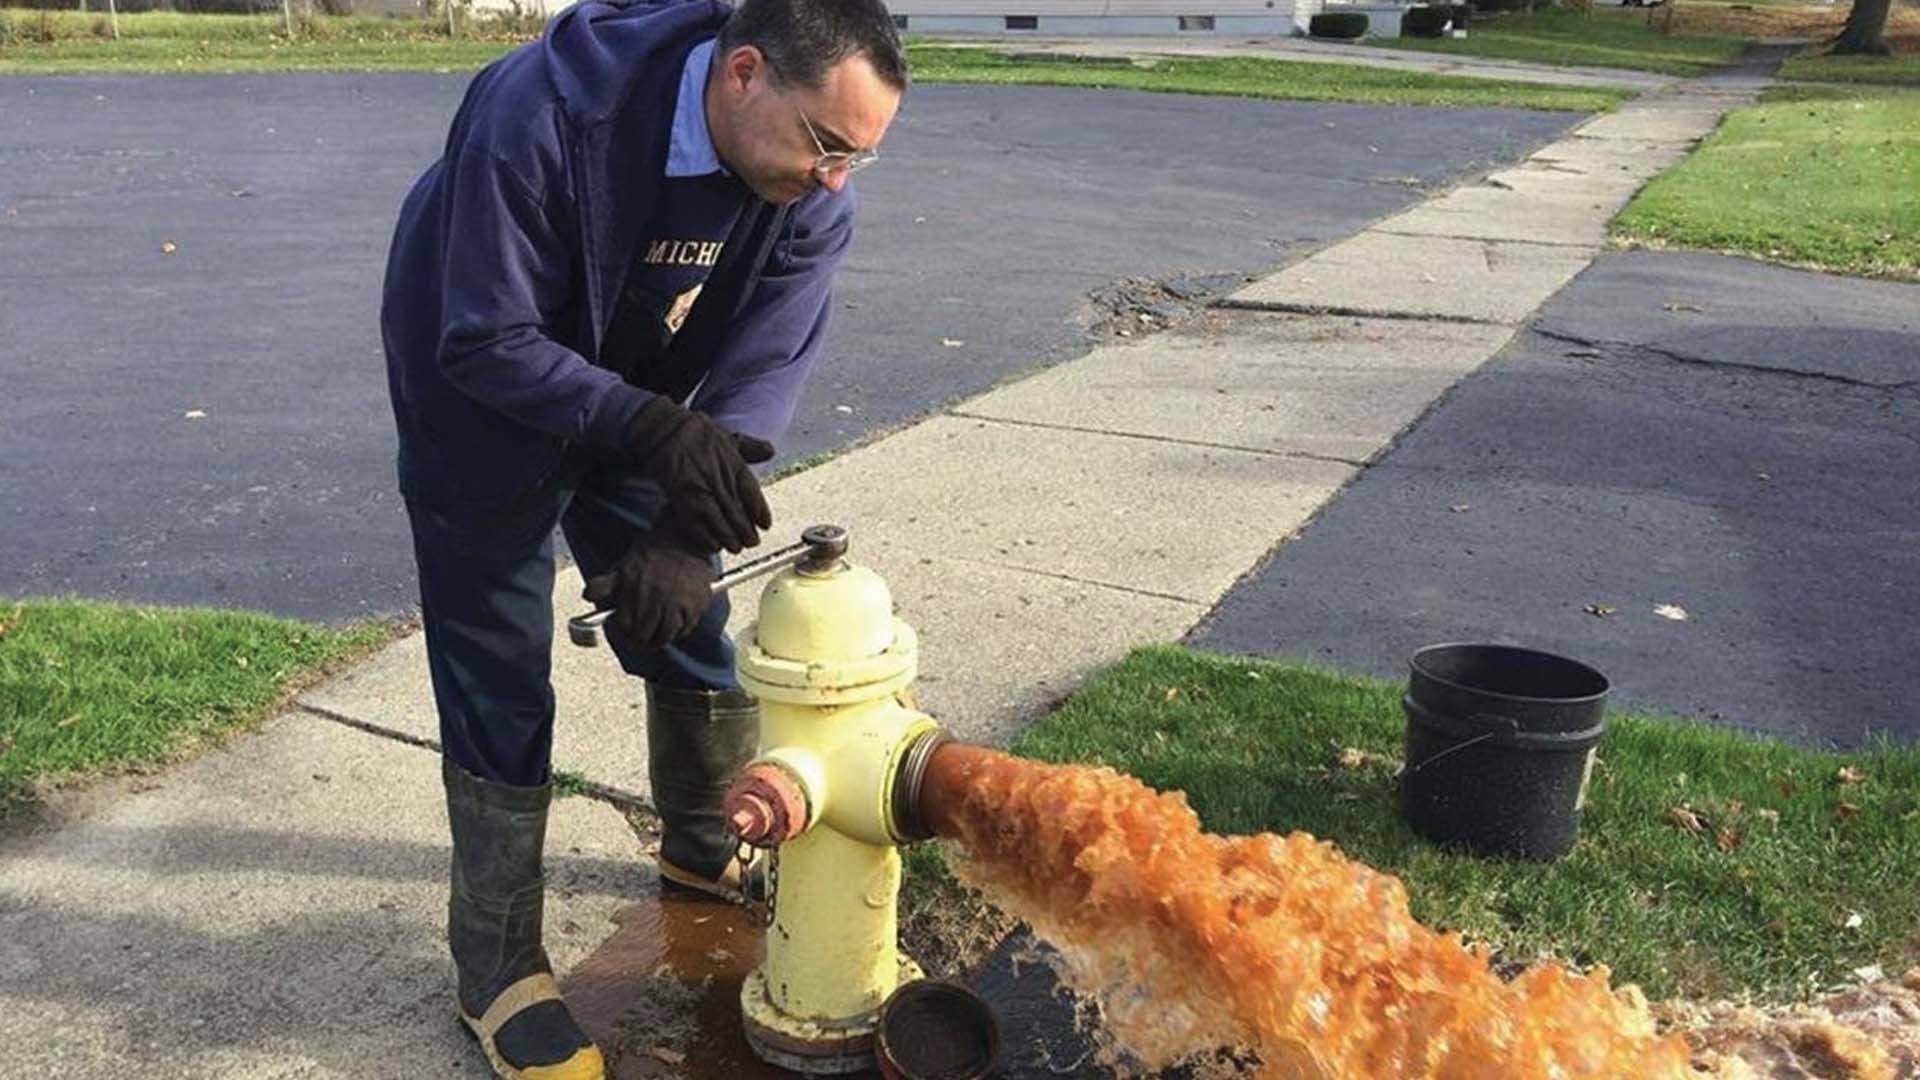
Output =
[
  {"x1": 944, "y1": 411, "x2": 1370, "y2": 467},
  {"x1": 1371, "y1": 229, "x2": 1596, "y2": 251},
  {"x1": 1215, "y1": 299, "x2": 1510, "y2": 327},
  {"x1": 296, "y1": 704, "x2": 658, "y2": 815}
]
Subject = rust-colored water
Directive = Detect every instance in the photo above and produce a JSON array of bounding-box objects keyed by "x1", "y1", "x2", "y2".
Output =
[
  {"x1": 561, "y1": 882, "x2": 882, "y2": 1080},
  {"x1": 921, "y1": 745, "x2": 1696, "y2": 1079}
]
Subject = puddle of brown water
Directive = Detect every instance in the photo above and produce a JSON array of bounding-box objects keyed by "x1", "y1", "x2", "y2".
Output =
[{"x1": 562, "y1": 881, "x2": 883, "y2": 1079}]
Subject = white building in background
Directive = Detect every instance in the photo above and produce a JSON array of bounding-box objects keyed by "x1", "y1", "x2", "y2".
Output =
[
  {"x1": 454, "y1": 0, "x2": 1330, "y2": 34},
  {"x1": 886, "y1": 0, "x2": 1321, "y2": 34}
]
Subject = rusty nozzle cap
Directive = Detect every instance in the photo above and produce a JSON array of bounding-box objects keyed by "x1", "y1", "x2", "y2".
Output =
[{"x1": 724, "y1": 764, "x2": 809, "y2": 848}]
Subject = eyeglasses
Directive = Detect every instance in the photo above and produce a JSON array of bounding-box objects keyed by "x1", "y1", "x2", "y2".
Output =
[{"x1": 798, "y1": 107, "x2": 879, "y2": 177}]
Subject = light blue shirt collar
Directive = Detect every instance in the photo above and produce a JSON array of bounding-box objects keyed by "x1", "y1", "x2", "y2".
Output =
[{"x1": 666, "y1": 39, "x2": 726, "y2": 179}]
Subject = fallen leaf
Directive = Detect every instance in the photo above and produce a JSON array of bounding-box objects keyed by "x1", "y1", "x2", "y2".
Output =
[
  {"x1": 1755, "y1": 471, "x2": 1771, "y2": 481},
  {"x1": 233, "y1": 655, "x2": 249, "y2": 669},
  {"x1": 1668, "y1": 806, "x2": 1706, "y2": 834},
  {"x1": 1854, "y1": 964, "x2": 1886, "y2": 983},
  {"x1": 940, "y1": 338, "x2": 964, "y2": 348},
  {"x1": 1450, "y1": 503, "x2": 1472, "y2": 513},
  {"x1": 1725, "y1": 799, "x2": 1745, "y2": 814},
  {"x1": 1654, "y1": 603, "x2": 1690, "y2": 621},
  {"x1": 160, "y1": 240, "x2": 177, "y2": 255},
  {"x1": 1844, "y1": 911, "x2": 1864, "y2": 929},
  {"x1": 650, "y1": 1046, "x2": 687, "y2": 1066},
  {"x1": 1584, "y1": 603, "x2": 1617, "y2": 618},
  {"x1": 1714, "y1": 826, "x2": 1741, "y2": 853},
  {"x1": 1836, "y1": 802, "x2": 1860, "y2": 822},
  {"x1": 183, "y1": 409, "x2": 207, "y2": 419},
  {"x1": 1836, "y1": 765, "x2": 1866, "y2": 785},
  {"x1": 1756, "y1": 808, "x2": 1780, "y2": 826},
  {"x1": 1767, "y1": 917, "x2": 1788, "y2": 938},
  {"x1": 1338, "y1": 747, "x2": 1368, "y2": 769},
  {"x1": 1163, "y1": 687, "x2": 1180, "y2": 702},
  {"x1": 0, "y1": 607, "x2": 20, "y2": 640}
]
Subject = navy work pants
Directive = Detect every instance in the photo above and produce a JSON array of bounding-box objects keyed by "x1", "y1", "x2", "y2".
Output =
[{"x1": 404, "y1": 450, "x2": 734, "y2": 788}]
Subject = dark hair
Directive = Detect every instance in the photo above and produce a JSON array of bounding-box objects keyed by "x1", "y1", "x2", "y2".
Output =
[{"x1": 716, "y1": 0, "x2": 908, "y2": 93}]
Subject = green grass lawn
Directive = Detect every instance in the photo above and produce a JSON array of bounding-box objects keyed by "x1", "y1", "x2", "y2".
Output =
[
  {"x1": 0, "y1": 10, "x2": 525, "y2": 72},
  {"x1": 1376, "y1": 9, "x2": 1750, "y2": 76},
  {"x1": 1781, "y1": 49, "x2": 1920, "y2": 86},
  {"x1": 1611, "y1": 87, "x2": 1920, "y2": 278},
  {"x1": 0, "y1": 9, "x2": 1624, "y2": 109},
  {"x1": 912, "y1": 646, "x2": 1920, "y2": 1003},
  {"x1": 0, "y1": 599, "x2": 393, "y2": 814},
  {"x1": 905, "y1": 46, "x2": 1628, "y2": 110}
]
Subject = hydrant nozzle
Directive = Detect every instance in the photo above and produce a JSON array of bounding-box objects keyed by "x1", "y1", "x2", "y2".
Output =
[{"x1": 725, "y1": 762, "x2": 809, "y2": 848}]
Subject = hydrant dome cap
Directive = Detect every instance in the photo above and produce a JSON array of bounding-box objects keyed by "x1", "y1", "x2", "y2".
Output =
[{"x1": 754, "y1": 563, "x2": 895, "y2": 662}]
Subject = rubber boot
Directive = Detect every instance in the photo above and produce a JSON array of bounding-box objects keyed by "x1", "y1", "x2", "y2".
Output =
[
  {"x1": 645, "y1": 683, "x2": 765, "y2": 902},
  {"x1": 444, "y1": 760, "x2": 605, "y2": 1080}
]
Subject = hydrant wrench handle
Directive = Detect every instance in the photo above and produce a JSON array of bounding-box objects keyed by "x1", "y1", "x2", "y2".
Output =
[{"x1": 566, "y1": 524, "x2": 850, "y2": 648}]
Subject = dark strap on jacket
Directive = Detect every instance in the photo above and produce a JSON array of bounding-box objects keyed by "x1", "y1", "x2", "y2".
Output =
[{"x1": 648, "y1": 196, "x2": 789, "y2": 404}]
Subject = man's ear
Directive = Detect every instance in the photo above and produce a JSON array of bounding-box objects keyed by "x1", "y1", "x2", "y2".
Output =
[{"x1": 721, "y1": 44, "x2": 765, "y2": 97}]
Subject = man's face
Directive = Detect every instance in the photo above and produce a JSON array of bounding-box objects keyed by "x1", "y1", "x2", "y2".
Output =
[{"x1": 711, "y1": 45, "x2": 901, "y2": 206}]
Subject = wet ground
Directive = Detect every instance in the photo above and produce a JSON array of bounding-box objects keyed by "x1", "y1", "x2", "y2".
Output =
[
  {"x1": 0, "y1": 75, "x2": 1578, "y2": 620},
  {"x1": 563, "y1": 883, "x2": 886, "y2": 1080}
]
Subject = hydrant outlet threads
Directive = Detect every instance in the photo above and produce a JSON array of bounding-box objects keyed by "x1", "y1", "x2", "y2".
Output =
[{"x1": 890, "y1": 729, "x2": 954, "y2": 844}]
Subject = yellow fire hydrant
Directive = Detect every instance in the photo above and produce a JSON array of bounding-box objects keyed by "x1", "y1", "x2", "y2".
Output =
[{"x1": 722, "y1": 525, "x2": 950, "y2": 1074}]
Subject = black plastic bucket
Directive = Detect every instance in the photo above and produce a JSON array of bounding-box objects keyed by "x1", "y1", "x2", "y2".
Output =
[{"x1": 1401, "y1": 644, "x2": 1609, "y2": 860}]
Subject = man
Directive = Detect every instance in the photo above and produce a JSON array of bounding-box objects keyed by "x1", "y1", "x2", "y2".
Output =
[{"x1": 379, "y1": 0, "x2": 904, "y2": 1074}]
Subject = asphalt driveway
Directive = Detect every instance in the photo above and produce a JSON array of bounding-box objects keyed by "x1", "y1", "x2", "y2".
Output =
[{"x1": 1191, "y1": 251, "x2": 1920, "y2": 747}]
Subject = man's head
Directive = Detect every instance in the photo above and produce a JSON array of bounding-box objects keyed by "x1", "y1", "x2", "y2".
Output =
[{"x1": 706, "y1": 0, "x2": 906, "y2": 205}]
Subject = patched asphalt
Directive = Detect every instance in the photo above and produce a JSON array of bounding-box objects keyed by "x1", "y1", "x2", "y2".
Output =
[
  {"x1": 1189, "y1": 251, "x2": 1920, "y2": 748},
  {"x1": 0, "y1": 74, "x2": 1577, "y2": 621}
]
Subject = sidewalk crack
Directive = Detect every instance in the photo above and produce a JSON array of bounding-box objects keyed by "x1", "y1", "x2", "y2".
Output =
[
  {"x1": 1532, "y1": 326, "x2": 1919, "y2": 394},
  {"x1": 939, "y1": 555, "x2": 1213, "y2": 607},
  {"x1": 945, "y1": 412, "x2": 1370, "y2": 467}
]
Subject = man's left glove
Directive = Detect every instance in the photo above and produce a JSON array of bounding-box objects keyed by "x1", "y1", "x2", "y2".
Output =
[{"x1": 581, "y1": 529, "x2": 714, "y2": 651}]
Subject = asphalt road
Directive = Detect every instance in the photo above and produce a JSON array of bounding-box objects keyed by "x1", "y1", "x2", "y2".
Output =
[
  {"x1": 0, "y1": 73, "x2": 1575, "y2": 621},
  {"x1": 1191, "y1": 252, "x2": 1920, "y2": 748}
]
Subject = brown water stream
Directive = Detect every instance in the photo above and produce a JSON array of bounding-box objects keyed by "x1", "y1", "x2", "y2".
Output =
[{"x1": 920, "y1": 744, "x2": 1696, "y2": 1079}]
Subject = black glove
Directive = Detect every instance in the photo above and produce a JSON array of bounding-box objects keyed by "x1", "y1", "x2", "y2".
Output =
[
  {"x1": 582, "y1": 530, "x2": 715, "y2": 651},
  {"x1": 626, "y1": 397, "x2": 775, "y2": 554}
]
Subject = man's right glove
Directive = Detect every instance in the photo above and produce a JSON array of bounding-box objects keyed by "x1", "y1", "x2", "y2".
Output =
[
  {"x1": 626, "y1": 397, "x2": 775, "y2": 555},
  {"x1": 581, "y1": 530, "x2": 715, "y2": 651}
]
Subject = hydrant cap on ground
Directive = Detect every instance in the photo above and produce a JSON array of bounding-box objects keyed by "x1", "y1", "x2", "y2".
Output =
[{"x1": 739, "y1": 561, "x2": 918, "y2": 703}]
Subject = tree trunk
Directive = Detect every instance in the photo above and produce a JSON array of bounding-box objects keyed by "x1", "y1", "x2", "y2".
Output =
[{"x1": 1831, "y1": 0, "x2": 1893, "y2": 56}]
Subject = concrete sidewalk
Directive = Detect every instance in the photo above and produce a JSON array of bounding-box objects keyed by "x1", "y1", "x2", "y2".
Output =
[
  {"x1": 0, "y1": 54, "x2": 1778, "y2": 1079},
  {"x1": 928, "y1": 33, "x2": 1677, "y2": 91}
]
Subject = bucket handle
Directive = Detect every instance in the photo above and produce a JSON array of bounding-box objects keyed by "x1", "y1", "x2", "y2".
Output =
[{"x1": 1401, "y1": 713, "x2": 1519, "y2": 776}]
